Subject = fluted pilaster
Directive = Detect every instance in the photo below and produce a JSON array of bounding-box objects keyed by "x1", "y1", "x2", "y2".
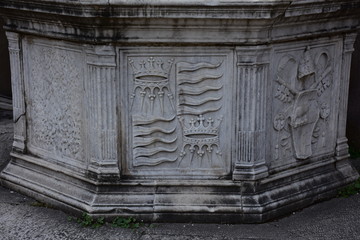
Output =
[
  {"x1": 85, "y1": 45, "x2": 119, "y2": 181},
  {"x1": 6, "y1": 32, "x2": 26, "y2": 152},
  {"x1": 233, "y1": 47, "x2": 270, "y2": 181},
  {"x1": 336, "y1": 33, "x2": 357, "y2": 161}
]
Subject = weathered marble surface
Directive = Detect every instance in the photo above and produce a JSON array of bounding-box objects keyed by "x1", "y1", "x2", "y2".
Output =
[{"x1": 0, "y1": 0, "x2": 359, "y2": 223}]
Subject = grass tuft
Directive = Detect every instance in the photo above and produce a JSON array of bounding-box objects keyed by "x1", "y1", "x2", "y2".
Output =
[
  {"x1": 68, "y1": 213, "x2": 145, "y2": 229},
  {"x1": 337, "y1": 178, "x2": 360, "y2": 198},
  {"x1": 68, "y1": 213, "x2": 105, "y2": 228}
]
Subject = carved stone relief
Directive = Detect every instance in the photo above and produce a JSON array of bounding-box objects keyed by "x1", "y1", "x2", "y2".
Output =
[
  {"x1": 177, "y1": 61, "x2": 224, "y2": 169},
  {"x1": 26, "y1": 41, "x2": 84, "y2": 162},
  {"x1": 273, "y1": 45, "x2": 336, "y2": 164},
  {"x1": 129, "y1": 57, "x2": 178, "y2": 167},
  {"x1": 122, "y1": 50, "x2": 232, "y2": 177}
]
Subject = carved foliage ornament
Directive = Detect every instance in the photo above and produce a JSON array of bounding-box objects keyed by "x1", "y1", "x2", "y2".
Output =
[{"x1": 29, "y1": 45, "x2": 83, "y2": 160}]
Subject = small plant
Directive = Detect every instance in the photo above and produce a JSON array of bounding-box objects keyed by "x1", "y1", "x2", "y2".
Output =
[
  {"x1": 30, "y1": 201, "x2": 52, "y2": 208},
  {"x1": 112, "y1": 216, "x2": 142, "y2": 229},
  {"x1": 68, "y1": 213, "x2": 105, "y2": 228},
  {"x1": 338, "y1": 178, "x2": 360, "y2": 198},
  {"x1": 67, "y1": 213, "x2": 145, "y2": 229}
]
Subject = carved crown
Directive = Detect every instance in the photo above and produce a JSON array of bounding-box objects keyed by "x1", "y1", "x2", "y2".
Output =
[
  {"x1": 129, "y1": 57, "x2": 174, "y2": 80},
  {"x1": 180, "y1": 115, "x2": 222, "y2": 137}
]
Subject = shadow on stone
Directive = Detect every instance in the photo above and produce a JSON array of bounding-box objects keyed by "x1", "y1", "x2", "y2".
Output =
[{"x1": 0, "y1": 109, "x2": 13, "y2": 172}]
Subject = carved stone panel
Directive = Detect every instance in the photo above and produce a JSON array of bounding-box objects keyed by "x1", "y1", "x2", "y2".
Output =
[
  {"x1": 24, "y1": 38, "x2": 85, "y2": 165},
  {"x1": 120, "y1": 48, "x2": 233, "y2": 178},
  {"x1": 271, "y1": 42, "x2": 340, "y2": 170}
]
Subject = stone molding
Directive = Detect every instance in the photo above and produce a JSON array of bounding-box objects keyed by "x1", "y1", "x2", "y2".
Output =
[{"x1": 0, "y1": 1, "x2": 359, "y2": 44}]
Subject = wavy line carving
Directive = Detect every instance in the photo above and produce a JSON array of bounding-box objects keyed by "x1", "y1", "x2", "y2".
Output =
[
  {"x1": 129, "y1": 58, "x2": 226, "y2": 169},
  {"x1": 179, "y1": 84, "x2": 223, "y2": 95},
  {"x1": 133, "y1": 115, "x2": 176, "y2": 126},
  {"x1": 134, "y1": 146, "x2": 178, "y2": 157},
  {"x1": 177, "y1": 61, "x2": 223, "y2": 116},
  {"x1": 133, "y1": 157, "x2": 178, "y2": 166},
  {"x1": 129, "y1": 57, "x2": 180, "y2": 167},
  {"x1": 179, "y1": 105, "x2": 222, "y2": 115},
  {"x1": 133, "y1": 135, "x2": 177, "y2": 147},
  {"x1": 179, "y1": 95, "x2": 223, "y2": 106},
  {"x1": 178, "y1": 73, "x2": 223, "y2": 85},
  {"x1": 133, "y1": 126, "x2": 176, "y2": 137},
  {"x1": 177, "y1": 61, "x2": 222, "y2": 73}
]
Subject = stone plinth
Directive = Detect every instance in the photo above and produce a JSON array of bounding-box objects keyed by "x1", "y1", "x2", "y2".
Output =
[{"x1": 1, "y1": 0, "x2": 359, "y2": 223}]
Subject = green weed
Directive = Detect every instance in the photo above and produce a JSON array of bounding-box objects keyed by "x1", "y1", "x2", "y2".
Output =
[
  {"x1": 112, "y1": 216, "x2": 142, "y2": 229},
  {"x1": 68, "y1": 213, "x2": 105, "y2": 228},
  {"x1": 337, "y1": 178, "x2": 360, "y2": 198},
  {"x1": 67, "y1": 213, "x2": 144, "y2": 229},
  {"x1": 30, "y1": 201, "x2": 52, "y2": 208}
]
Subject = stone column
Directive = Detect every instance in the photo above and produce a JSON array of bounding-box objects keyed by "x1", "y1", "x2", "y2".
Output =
[
  {"x1": 233, "y1": 46, "x2": 270, "y2": 181},
  {"x1": 336, "y1": 33, "x2": 357, "y2": 162},
  {"x1": 84, "y1": 45, "x2": 119, "y2": 181},
  {"x1": 7, "y1": 32, "x2": 26, "y2": 153}
]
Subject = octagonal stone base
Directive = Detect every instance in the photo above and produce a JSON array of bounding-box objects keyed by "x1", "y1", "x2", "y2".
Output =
[{"x1": 1, "y1": 0, "x2": 359, "y2": 223}]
